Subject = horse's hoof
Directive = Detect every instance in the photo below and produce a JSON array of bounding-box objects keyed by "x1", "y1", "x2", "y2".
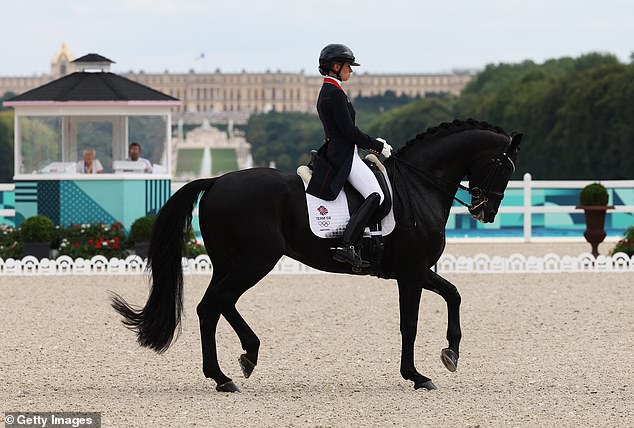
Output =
[
  {"x1": 441, "y1": 348, "x2": 458, "y2": 372},
  {"x1": 239, "y1": 354, "x2": 256, "y2": 378},
  {"x1": 415, "y1": 380, "x2": 437, "y2": 391},
  {"x1": 216, "y1": 380, "x2": 241, "y2": 393}
]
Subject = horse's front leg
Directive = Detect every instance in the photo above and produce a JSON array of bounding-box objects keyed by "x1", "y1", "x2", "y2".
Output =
[
  {"x1": 424, "y1": 270, "x2": 461, "y2": 372},
  {"x1": 397, "y1": 276, "x2": 437, "y2": 390}
]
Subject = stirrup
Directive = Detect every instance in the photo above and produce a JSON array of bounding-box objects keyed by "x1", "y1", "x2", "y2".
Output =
[{"x1": 333, "y1": 245, "x2": 370, "y2": 271}]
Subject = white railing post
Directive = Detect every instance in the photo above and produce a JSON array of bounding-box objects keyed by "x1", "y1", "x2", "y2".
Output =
[{"x1": 523, "y1": 173, "x2": 532, "y2": 242}]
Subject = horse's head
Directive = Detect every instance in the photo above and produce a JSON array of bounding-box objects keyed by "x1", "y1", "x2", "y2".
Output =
[{"x1": 467, "y1": 131, "x2": 522, "y2": 223}]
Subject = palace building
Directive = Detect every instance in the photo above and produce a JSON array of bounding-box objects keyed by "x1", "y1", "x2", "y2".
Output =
[{"x1": 0, "y1": 44, "x2": 473, "y2": 124}]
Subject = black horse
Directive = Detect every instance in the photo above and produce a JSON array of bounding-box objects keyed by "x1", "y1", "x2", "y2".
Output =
[{"x1": 112, "y1": 119, "x2": 522, "y2": 392}]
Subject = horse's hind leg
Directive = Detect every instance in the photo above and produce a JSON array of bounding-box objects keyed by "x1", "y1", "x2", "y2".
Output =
[
  {"x1": 196, "y1": 261, "x2": 275, "y2": 392},
  {"x1": 223, "y1": 305, "x2": 260, "y2": 378},
  {"x1": 424, "y1": 270, "x2": 461, "y2": 372}
]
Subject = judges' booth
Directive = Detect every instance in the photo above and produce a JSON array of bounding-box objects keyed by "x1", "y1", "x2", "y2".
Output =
[{"x1": 3, "y1": 54, "x2": 180, "y2": 229}]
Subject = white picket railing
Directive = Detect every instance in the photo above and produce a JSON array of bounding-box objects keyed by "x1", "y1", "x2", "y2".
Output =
[{"x1": 1, "y1": 253, "x2": 632, "y2": 276}]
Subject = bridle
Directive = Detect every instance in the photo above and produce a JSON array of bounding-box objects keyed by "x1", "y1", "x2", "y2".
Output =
[
  {"x1": 465, "y1": 139, "x2": 517, "y2": 213},
  {"x1": 389, "y1": 134, "x2": 518, "y2": 214}
]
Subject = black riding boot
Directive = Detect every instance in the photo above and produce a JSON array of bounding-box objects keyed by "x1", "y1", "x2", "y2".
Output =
[{"x1": 333, "y1": 192, "x2": 381, "y2": 270}]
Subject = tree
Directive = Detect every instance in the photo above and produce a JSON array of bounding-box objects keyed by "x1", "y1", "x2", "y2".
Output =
[
  {"x1": 367, "y1": 97, "x2": 456, "y2": 149},
  {"x1": 456, "y1": 55, "x2": 633, "y2": 179},
  {"x1": 246, "y1": 111, "x2": 322, "y2": 172}
]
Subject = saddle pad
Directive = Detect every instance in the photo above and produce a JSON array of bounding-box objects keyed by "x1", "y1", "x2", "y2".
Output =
[{"x1": 302, "y1": 170, "x2": 396, "y2": 239}]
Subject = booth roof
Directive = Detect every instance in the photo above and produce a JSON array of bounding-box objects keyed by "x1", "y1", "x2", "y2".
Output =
[
  {"x1": 6, "y1": 71, "x2": 178, "y2": 103},
  {"x1": 72, "y1": 53, "x2": 115, "y2": 64}
]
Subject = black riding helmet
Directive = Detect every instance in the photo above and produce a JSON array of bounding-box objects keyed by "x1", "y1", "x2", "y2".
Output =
[{"x1": 318, "y1": 44, "x2": 360, "y2": 77}]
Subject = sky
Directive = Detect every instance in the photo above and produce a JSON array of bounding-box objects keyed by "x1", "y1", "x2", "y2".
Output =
[{"x1": 1, "y1": 0, "x2": 632, "y2": 76}]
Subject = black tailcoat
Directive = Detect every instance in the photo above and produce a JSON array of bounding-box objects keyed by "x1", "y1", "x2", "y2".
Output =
[{"x1": 306, "y1": 79, "x2": 383, "y2": 200}]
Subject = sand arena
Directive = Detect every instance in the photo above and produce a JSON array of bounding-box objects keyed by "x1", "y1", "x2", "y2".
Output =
[{"x1": 1, "y1": 242, "x2": 632, "y2": 427}]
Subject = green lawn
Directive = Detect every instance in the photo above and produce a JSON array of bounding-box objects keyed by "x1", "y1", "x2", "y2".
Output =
[
  {"x1": 210, "y1": 148, "x2": 238, "y2": 176},
  {"x1": 175, "y1": 147, "x2": 238, "y2": 177},
  {"x1": 175, "y1": 148, "x2": 204, "y2": 176}
]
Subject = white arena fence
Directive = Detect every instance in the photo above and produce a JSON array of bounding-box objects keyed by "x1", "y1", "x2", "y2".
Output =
[{"x1": 0, "y1": 253, "x2": 632, "y2": 276}]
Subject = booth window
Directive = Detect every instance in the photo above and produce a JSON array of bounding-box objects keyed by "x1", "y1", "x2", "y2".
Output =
[
  {"x1": 18, "y1": 115, "x2": 168, "y2": 175},
  {"x1": 19, "y1": 116, "x2": 62, "y2": 174}
]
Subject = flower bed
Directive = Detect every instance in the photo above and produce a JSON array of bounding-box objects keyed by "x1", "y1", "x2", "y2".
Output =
[
  {"x1": 610, "y1": 226, "x2": 634, "y2": 256},
  {"x1": 57, "y1": 222, "x2": 127, "y2": 259},
  {"x1": 0, "y1": 224, "x2": 22, "y2": 259},
  {"x1": 1, "y1": 219, "x2": 208, "y2": 260}
]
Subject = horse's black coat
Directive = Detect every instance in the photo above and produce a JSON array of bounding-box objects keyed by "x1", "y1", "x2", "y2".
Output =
[{"x1": 112, "y1": 119, "x2": 522, "y2": 391}]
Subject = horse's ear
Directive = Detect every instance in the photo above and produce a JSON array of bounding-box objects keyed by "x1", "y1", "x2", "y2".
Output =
[{"x1": 509, "y1": 131, "x2": 523, "y2": 152}]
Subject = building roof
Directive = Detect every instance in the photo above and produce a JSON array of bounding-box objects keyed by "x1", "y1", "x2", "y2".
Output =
[
  {"x1": 5, "y1": 71, "x2": 179, "y2": 104},
  {"x1": 72, "y1": 53, "x2": 115, "y2": 64}
]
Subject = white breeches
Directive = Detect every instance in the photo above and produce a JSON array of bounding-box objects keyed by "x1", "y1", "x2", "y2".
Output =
[{"x1": 348, "y1": 148, "x2": 384, "y2": 204}]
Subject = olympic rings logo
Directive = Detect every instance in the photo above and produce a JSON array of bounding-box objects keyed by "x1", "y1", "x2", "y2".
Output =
[{"x1": 318, "y1": 220, "x2": 330, "y2": 227}]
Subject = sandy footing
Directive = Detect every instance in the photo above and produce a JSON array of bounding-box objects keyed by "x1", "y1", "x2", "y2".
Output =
[{"x1": 0, "y1": 245, "x2": 632, "y2": 427}]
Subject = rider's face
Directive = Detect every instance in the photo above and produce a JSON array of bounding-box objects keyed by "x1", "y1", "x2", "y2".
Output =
[{"x1": 334, "y1": 63, "x2": 353, "y2": 81}]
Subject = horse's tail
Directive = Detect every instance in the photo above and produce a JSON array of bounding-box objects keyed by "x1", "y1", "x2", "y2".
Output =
[{"x1": 111, "y1": 178, "x2": 216, "y2": 353}]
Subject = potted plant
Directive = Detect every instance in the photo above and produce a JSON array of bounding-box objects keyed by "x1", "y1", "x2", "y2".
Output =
[
  {"x1": 128, "y1": 215, "x2": 156, "y2": 259},
  {"x1": 20, "y1": 215, "x2": 55, "y2": 259},
  {"x1": 577, "y1": 182, "x2": 613, "y2": 257}
]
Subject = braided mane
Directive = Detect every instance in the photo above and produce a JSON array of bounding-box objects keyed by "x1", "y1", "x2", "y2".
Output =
[{"x1": 393, "y1": 118, "x2": 509, "y2": 157}]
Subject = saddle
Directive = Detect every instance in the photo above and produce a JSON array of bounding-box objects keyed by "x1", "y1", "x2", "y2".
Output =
[
  {"x1": 298, "y1": 151, "x2": 396, "y2": 277},
  {"x1": 301, "y1": 150, "x2": 392, "y2": 227}
]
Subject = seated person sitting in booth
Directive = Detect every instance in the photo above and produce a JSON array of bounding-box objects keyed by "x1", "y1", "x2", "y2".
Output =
[
  {"x1": 76, "y1": 149, "x2": 104, "y2": 174},
  {"x1": 127, "y1": 142, "x2": 153, "y2": 173}
]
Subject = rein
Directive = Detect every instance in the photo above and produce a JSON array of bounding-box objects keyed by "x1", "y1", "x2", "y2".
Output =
[
  {"x1": 389, "y1": 138, "x2": 515, "y2": 213},
  {"x1": 389, "y1": 155, "x2": 475, "y2": 210}
]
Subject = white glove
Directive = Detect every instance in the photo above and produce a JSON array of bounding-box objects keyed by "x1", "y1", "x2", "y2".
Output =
[{"x1": 379, "y1": 139, "x2": 392, "y2": 158}]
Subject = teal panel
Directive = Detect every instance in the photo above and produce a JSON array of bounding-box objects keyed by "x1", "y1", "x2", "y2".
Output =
[
  {"x1": 14, "y1": 182, "x2": 38, "y2": 226},
  {"x1": 38, "y1": 181, "x2": 61, "y2": 224},
  {"x1": 59, "y1": 181, "x2": 117, "y2": 226},
  {"x1": 0, "y1": 189, "x2": 15, "y2": 209},
  {"x1": 74, "y1": 180, "x2": 123, "y2": 212},
  {"x1": 0, "y1": 188, "x2": 16, "y2": 227},
  {"x1": 122, "y1": 180, "x2": 148, "y2": 228}
]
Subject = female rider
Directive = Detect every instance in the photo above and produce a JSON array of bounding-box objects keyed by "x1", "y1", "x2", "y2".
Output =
[{"x1": 306, "y1": 43, "x2": 393, "y2": 270}]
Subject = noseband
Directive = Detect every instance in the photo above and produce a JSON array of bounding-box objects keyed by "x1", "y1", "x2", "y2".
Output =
[{"x1": 466, "y1": 143, "x2": 516, "y2": 214}]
